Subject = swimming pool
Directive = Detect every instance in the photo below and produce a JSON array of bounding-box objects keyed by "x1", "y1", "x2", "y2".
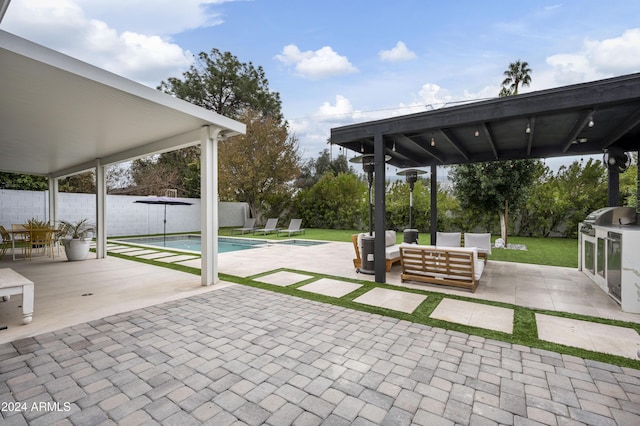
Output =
[{"x1": 113, "y1": 235, "x2": 325, "y2": 253}]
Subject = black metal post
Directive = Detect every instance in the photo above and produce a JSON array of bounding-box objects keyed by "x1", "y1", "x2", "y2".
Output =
[
  {"x1": 408, "y1": 181, "x2": 415, "y2": 229},
  {"x1": 430, "y1": 164, "x2": 437, "y2": 245},
  {"x1": 608, "y1": 168, "x2": 620, "y2": 207},
  {"x1": 163, "y1": 204, "x2": 167, "y2": 246},
  {"x1": 367, "y1": 171, "x2": 373, "y2": 236},
  {"x1": 374, "y1": 129, "x2": 386, "y2": 283}
]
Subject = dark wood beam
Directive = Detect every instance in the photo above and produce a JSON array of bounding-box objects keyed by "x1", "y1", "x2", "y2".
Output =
[
  {"x1": 480, "y1": 123, "x2": 499, "y2": 160},
  {"x1": 562, "y1": 109, "x2": 593, "y2": 153},
  {"x1": 396, "y1": 134, "x2": 444, "y2": 163},
  {"x1": 526, "y1": 117, "x2": 536, "y2": 156},
  {"x1": 441, "y1": 129, "x2": 470, "y2": 161},
  {"x1": 601, "y1": 107, "x2": 640, "y2": 149}
]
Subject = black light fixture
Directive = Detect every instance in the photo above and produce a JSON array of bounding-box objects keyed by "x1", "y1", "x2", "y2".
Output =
[
  {"x1": 350, "y1": 154, "x2": 390, "y2": 236},
  {"x1": 397, "y1": 168, "x2": 427, "y2": 230}
]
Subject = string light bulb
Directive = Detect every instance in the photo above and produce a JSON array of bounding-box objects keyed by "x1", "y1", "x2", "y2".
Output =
[
  {"x1": 588, "y1": 116, "x2": 594, "y2": 127},
  {"x1": 525, "y1": 122, "x2": 531, "y2": 134},
  {"x1": 430, "y1": 137, "x2": 436, "y2": 147},
  {"x1": 392, "y1": 141, "x2": 396, "y2": 152},
  {"x1": 474, "y1": 128, "x2": 479, "y2": 137}
]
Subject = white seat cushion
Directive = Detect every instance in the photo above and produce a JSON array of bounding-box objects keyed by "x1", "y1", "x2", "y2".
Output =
[
  {"x1": 436, "y1": 232, "x2": 461, "y2": 247},
  {"x1": 464, "y1": 233, "x2": 492, "y2": 255}
]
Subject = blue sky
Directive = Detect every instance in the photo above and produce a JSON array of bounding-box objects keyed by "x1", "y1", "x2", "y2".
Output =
[{"x1": 3, "y1": 0, "x2": 640, "y2": 169}]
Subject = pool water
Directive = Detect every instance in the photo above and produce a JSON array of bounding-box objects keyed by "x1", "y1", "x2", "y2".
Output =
[{"x1": 114, "y1": 235, "x2": 325, "y2": 253}]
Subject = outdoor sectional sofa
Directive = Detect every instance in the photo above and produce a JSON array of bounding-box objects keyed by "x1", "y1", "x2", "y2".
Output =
[{"x1": 399, "y1": 244, "x2": 484, "y2": 292}]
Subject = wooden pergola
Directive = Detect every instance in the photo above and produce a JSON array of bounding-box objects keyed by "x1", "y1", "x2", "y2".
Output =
[{"x1": 331, "y1": 73, "x2": 640, "y2": 283}]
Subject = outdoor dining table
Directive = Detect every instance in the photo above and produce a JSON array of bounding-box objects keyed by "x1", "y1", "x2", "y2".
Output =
[{"x1": 9, "y1": 224, "x2": 29, "y2": 261}]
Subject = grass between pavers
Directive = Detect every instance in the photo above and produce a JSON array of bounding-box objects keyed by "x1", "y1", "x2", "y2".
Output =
[{"x1": 104, "y1": 248, "x2": 640, "y2": 370}]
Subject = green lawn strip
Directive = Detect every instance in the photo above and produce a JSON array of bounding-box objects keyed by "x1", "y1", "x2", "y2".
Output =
[{"x1": 102, "y1": 249, "x2": 640, "y2": 369}]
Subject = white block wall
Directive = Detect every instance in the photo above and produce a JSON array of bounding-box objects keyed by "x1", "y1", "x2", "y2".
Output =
[{"x1": 0, "y1": 189, "x2": 249, "y2": 236}]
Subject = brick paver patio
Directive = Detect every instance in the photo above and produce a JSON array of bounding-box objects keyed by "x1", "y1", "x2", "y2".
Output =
[{"x1": 2, "y1": 284, "x2": 639, "y2": 425}]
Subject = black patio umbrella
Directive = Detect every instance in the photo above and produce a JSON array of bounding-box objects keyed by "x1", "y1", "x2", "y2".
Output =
[{"x1": 134, "y1": 196, "x2": 193, "y2": 246}]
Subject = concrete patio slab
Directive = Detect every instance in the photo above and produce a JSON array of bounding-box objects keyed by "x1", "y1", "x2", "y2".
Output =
[
  {"x1": 536, "y1": 313, "x2": 640, "y2": 359},
  {"x1": 430, "y1": 298, "x2": 514, "y2": 334},
  {"x1": 0, "y1": 256, "x2": 231, "y2": 344},
  {"x1": 298, "y1": 278, "x2": 362, "y2": 298},
  {"x1": 353, "y1": 287, "x2": 427, "y2": 314},
  {"x1": 255, "y1": 271, "x2": 314, "y2": 287}
]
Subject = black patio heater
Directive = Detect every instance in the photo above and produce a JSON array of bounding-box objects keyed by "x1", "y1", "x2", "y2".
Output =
[
  {"x1": 350, "y1": 154, "x2": 389, "y2": 274},
  {"x1": 397, "y1": 168, "x2": 427, "y2": 244}
]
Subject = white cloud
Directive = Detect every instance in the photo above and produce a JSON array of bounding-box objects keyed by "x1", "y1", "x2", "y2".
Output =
[
  {"x1": 275, "y1": 44, "x2": 358, "y2": 79},
  {"x1": 316, "y1": 95, "x2": 354, "y2": 119},
  {"x1": 2, "y1": 0, "x2": 195, "y2": 87},
  {"x1": 76, "y1": 0, "x2": 228, "y2": 35},
  {"x1": 546, "y1": 28, "x2": 640, "y2": 87},
  {"x1": 584, "y1": 28, "x2": 640, "y2": 74},
  {"x1": 379, "y1": 41, "x2": 416, "y2": 62}
]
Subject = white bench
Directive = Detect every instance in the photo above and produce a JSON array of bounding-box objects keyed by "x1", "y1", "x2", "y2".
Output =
[{"x1": 0, "y1": 268, "x2": 34, "y2": 324}]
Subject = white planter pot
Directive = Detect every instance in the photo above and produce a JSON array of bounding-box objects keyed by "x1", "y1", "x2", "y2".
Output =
[{"x1": 62, "y1": 239, "x2": 91, "y2": 261}]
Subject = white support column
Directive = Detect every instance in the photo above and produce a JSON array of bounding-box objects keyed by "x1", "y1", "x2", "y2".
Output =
[
  {"x1": 201, "y1": 126, "x2": 220, "y2": 286},
  {"x1": 47, "y1": 176, "x2": 58, "y2": 226},
  {"x1": 95, "y1": 159, "x2": 106, "y2": 259}
]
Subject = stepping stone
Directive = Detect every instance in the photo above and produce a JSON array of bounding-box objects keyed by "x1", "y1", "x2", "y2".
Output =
[
  {"x1": 256, "y1": 271, "x2": 314, "y2": 287},
  {"x1": 108, "y1": 247, "x2": 144, "y2": 253},
  {"x1": 354, "y1": 287, "x2": 427, "y2": 314},
  {"x1": 155, "y1": 255, "x2": 200, "y2": 263},
  {"x1": 137, "y1": 252, "x2": 175, "y2": 260},
  {"x1": 430, "y1": 298, "x2": 514, "y2": 334},
  {"x1": 536, "y1": 314, "x2": 640, "y2": 359},
  {"x1": 118, "y1": 249, "x2": 158, "y2": 256},
  {"x1": 176, "y1": 259, "x2": 202, "y2": 268},
  {"x1": 298, "y1": 278, "x2": 361, "y2": 298}
]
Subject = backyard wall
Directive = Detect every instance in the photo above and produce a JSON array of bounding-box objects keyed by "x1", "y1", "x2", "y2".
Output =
[{"x1": 0, "y1": 189, "x2": 248, "y2": 236}]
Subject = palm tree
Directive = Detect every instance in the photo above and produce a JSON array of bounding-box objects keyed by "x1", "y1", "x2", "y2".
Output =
[{"x1": 500, "y1": 60, "x2": 532, "y2": 96}]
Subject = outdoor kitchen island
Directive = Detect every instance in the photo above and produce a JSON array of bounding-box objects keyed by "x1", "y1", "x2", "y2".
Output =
[{"x1": 579, "y1": 207, "x2": 640, "y2": 313}]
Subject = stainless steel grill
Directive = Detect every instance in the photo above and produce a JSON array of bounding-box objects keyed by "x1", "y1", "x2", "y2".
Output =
[{"x1": 580, "y1": 207, "x2": 637, "y2": 236}]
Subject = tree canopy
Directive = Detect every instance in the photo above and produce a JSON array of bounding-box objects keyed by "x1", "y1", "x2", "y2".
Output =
[
  {"x1": 297, "y1": 148, "x2": 351, "y2": 189},
  {"x1": 450, "y1": 160, "x2": 540, "y2": 218},
  {"x1": 218, "y1": 108, "x2": 301, "y2": 222},
  {"x1": 129, "y1": 48, "x2": 300, "y2": 213},
  {"x1": 158, "y1": 48, "x2": 282, "y2": 121},
  {"x1": 500, "y1": 59, "x2": 532, "y2": 96}
]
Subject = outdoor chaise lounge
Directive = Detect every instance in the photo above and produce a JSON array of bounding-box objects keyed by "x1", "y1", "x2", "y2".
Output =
[
  {"x1": 254, "y1": 218, "x2": 280, "y2": 235},
  {"x1": 231, "y1": 218, "x2": 257, "y2": 235},
  {"x1": 277, "y1": 219, "x2": 304, "y2": 237},
  {"x1": 352, "y1": 231, "x2": 401, "y2": 272}
]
